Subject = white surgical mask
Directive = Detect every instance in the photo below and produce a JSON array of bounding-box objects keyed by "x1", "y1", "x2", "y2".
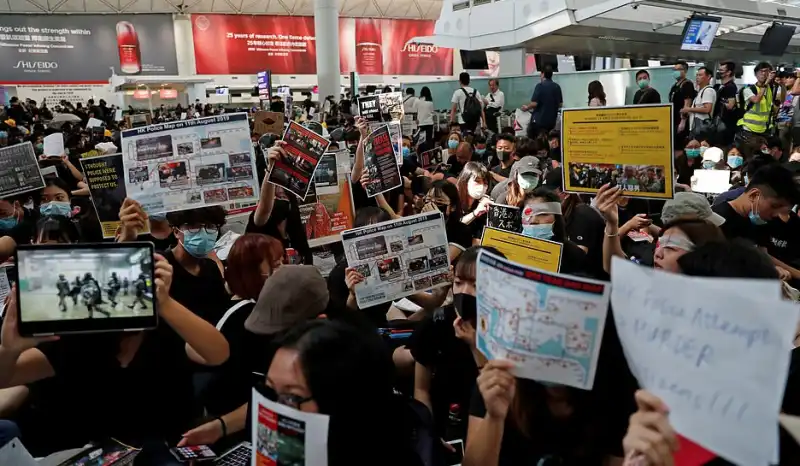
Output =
[{"x1": 467, "y1": 179, "x2": 487, "y2": 199}]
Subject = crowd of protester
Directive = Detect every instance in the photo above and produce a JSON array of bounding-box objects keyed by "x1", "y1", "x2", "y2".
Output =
[{"x1": 0, "y1": 62, "x2": 800, "y2": 466}]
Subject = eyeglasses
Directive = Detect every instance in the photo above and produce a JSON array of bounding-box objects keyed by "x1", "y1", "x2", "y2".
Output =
[
  {"x1": 180, "y1": 224, "x2": 220, "y2": 235},
  {"x1": 259, "y1": 383, "x2": 314, "y2": 409}
]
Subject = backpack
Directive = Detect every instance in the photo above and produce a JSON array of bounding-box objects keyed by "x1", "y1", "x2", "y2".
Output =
[
  {"x1": 734, "y1": 84, "x2": 758, "y2": 122},
  {"x1": 460, "y1": 88, "x2": 482, "y2": 126}
]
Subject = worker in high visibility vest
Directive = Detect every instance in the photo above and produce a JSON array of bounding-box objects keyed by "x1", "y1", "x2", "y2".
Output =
[{"x1": 737, "y1": 62, "x2": 775, "y2": 142}]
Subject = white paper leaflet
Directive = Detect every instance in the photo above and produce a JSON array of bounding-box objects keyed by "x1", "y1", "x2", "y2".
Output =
[
  {"x1": 341, "y1": 211, "x2": 450, "y2": 308},
  {"x1": 476, "y1": 250, "x2": 610, "y2": 390},
  {"x1": 252, "y1": 388, "x2": 330, "y2": 466},
  {"x1": 120, "y1": 113, "x2": 260, "y2": 215},
  {"x1": 610, "y1": 257, "x2": 797, "y2": 466}
]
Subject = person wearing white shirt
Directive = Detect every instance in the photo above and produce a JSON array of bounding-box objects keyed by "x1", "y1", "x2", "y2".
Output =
[
  {"x1": 450, "y1": 72, "x2": 486, "y2": 134},
  {"x1": 681, "y1": 67, "x2": 716, "y2": 133},
  {"x1": 483, "y1": 79, "x2": 505, "y2": 133},
  {"x1": 417, "y1": 87, "x2": 435, "y2": 151},
  {"x1": 403, "y1": 88, "x2": 419, "y2": 115}
]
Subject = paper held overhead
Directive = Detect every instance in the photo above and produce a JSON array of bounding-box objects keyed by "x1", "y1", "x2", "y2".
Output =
[{"x1": 42, "y1": 133, "x2": 64, "y2": 157}]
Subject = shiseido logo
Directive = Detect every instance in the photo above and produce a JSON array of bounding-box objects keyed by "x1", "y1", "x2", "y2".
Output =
[
  {"x1": 13, "y1": 61, "x2": 58, "y2": 69},
  {"x1": 401, "y1": 43, "x2": 438, "y2": 53}
]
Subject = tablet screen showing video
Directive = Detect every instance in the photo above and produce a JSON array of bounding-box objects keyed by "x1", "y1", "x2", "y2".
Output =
[{"x1": 16, "y1": 242, "x2": 157, "y2": 336}]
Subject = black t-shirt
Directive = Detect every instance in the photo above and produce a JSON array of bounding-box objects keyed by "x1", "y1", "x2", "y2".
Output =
[
  {"x1": 558, "y1": 240, "x2": 588, "y2": 275},
  {"x1": 711, "y1": 202, "x2": 770, "y2": 246},
  {"x1": 32, "y1": 327, "x2": 195, "y2": 450},
  {"x1": 675, "y1": 155, "x2": 698, "y2": 186},
  {"x1": 205, "y1": 299, "x2": 278, "y2": 417},
  {"x1": 633, "y1": 88, "x2": 661, "y2": 105},
  {"x1": 717, "y1": 80, "x2": 739, "y2": 129},
  {"x1": 3, "y1": 208, "x2": 36, "y2": 246},
  {"x1": 566, "y1": 204, "x2": 607, "y2": 279},
  {"x1": 245, "y1": 198, "x2": 312, "y2": 264},
  {"x1": 328, "y1": 259, "x2": 390, "y2": 327},
  {"x1": 466, "y1": 199, "x2": 488, "y2": 239},
  {"x1": 407, "y1": 306, "x2": 478, "y2": 439},
  {"x1": 491, "y1": 164, "x2": 512, "y2": 179},
  {"x1": 669, "y1": 80, "x2": 697, "y2": 125},
  {"x1": 766, "y1": 213, "x2": 800, "y2": 269},
  {"x1": 446, "y1": 217, "x2": 474, "y2": 252},
  {"x1": 164, "y1": 249, "x2": 230, "y2": 323}
]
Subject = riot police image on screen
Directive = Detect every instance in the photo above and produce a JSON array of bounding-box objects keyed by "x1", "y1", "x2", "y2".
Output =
[
  {"x1": 129, "y1": 273, "x2": 149, "y2": 311},
  {"x1": 80, "y1": 272, "x2": 109, "y2": 318},
  {"x1": 56, "y1": 274, "x2": 70, "y2": 313}
]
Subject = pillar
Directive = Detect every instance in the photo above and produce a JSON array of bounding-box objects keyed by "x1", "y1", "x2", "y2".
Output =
[
  {"x1": 498, "y1": 49, "x2": 525, "y2": 76},
  {"x1": 315, "y1": 0, "x2": 342, "y2": 108}
]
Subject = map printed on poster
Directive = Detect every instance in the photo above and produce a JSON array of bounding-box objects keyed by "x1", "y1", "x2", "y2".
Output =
[
  {"x1": 487, "y1": 204, "x2": 521, "y2": 233},
  {"x1": 363, "y1": 125, "x2": 402, "y2": 198},
  {"x1": 342, "y1": 211, "x2": 451, "y2": 308},
  {"x1": 120, "y1": 113, "x2": 260, "y2": 214},
  {"x1": 0, "y1": 142, "x2": 45, "y2": 199},
  {"x1": 251, "y1": 388, "x2": 329, "y2": 466},
  {"x1": 299, "y1": 150, "x2": 355, "y2": 248},
  {"x1": 476, "y1": 250, "x2": 610, "y2": 389},
  {"x1": 269, "y1": 121, "x2": 331, "y2": 199}
]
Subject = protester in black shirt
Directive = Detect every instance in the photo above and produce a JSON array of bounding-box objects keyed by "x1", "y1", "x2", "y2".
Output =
[
  {"x1": 633, "y1": 70, "x2": 661, "y2": 105},
  {"x1": 422, "y1": 180, "x2": 473, "y2": 260},
  {"x1": 489, "y1": 134, "x2": 516, "y2": 183},
  {"x1": 0, "y1": 193, "x2": 37, "y2": 261},
  {"x1": 669, "y1": 61, "x2": 697, "y2": 143},
  {"x1": 716, "y1": 61, "x2": 739, "y2": 146},
  {"x1": 0, "y1": 203, "x2": 229, "y2": 460}
]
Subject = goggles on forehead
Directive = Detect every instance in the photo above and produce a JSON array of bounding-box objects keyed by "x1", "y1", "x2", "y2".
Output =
[
  {"x1": 521, "y1": 202, "x2": 562, "y2": 220},
  {"x1": 656, "y1": 235, "x2": 695, "y2": 252}
]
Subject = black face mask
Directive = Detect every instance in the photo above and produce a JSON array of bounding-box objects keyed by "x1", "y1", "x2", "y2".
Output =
[
  {"x1": 497, "y1": 150, "x2": 510, "y2": 162},
  {"x1": 453, "y1": 293, "x2": 476, "y2": 323}
]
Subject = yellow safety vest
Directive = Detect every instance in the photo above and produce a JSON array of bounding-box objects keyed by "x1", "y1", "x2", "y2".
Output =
[{"x1": 738, "y1": 86, "x2": 773, "y2": 134}]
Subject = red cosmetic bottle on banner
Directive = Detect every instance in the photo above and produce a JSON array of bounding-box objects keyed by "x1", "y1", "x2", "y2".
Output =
[
  {"x1": 116, "y1": 21, "x2": 142, "y2": 74},
  {"x1": 355, "y1": 20, "x2": 383, "y2": 75}
]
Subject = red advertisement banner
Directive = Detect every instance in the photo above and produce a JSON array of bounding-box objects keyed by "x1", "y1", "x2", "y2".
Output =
[{"x1": 191, "y1": 15, "x2": 452, "y2": 76}]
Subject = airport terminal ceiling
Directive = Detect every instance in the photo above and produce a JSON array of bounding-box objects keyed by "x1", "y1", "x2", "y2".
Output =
[{"x1": 0, "y1": 0, "x2": 441, "y2": 19}]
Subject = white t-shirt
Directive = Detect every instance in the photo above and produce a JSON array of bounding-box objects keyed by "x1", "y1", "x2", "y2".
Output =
[
  {"x1": 485, "y1": 90, "x2": 505, "y2": 110},
  {"x1": 691, "y1": 86, "x2": 716, "y2": 129},
  {"x1": 416, "y1": 99, "x2": 435, "y2": 126},
  {"x1": 403, "y1": 96, "x2": 419, "y2": 114},
  {"x1": 451, "y1": 86, "x2": 483, "y2": 124}
]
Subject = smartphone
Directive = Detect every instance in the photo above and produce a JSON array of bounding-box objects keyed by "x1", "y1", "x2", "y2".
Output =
[
  {"x1": 169, "y1": 445, "x2": 218, "y2": 462},
  {"x1": 445, "y1": 439, "x2": 464, "y2": 466}
]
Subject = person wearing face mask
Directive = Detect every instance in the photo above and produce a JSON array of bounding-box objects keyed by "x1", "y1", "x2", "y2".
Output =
[
  {"x1": 669, "y1": 61, "x2": 697, "y2": 143},
  {"x1": 492, "y1": 156, "x2": 541, "y2": 206},
  {"x1": 458, "y1": 162, "x2": 492, "y2": 241},
  {"x1": 163, "y1": 206, "x2": 231, "y2": 324},
  {"x1": 632, "y1": 69, "x2": 661, "y2": 105},
  {"x1": 472, "y1": 134, "x2": 488, "y2": 163},
  {"x1": 407, "y1": 246, "x2": 501, "y2": 454},
  {"x1": 421, "y1": 180, "x2": 473, "y2": 258},
  {"x1": 489, "y1": 134, "x2": 516, "y2": 182},
  {"x1": 712, "y1": 164, "x2": 800, "y2": 281},
  {"x1": 444, "y1": 141, "x2": 479, "y2": 183},
  {"x1": 700, "y1": 146, "x2": 725, "y2": 170},
  {"x1": 0, "y1": 193, "x2": 37, "y2": 261},
  {"x1": 547, "y1": 130, "x2": 562, "y2": 169},
  {"x1": 726, "y1": 145, "x2": 745, "y2": 171},
  {"x1": 517, "y1": 187, "x2": 587, "y2": 273},
  {"x1": 675, "y1": 138, "x2": 702, "y2": 185},
  {"x1": 714, "y1": 153, "x2": 777, "y2": 205}
]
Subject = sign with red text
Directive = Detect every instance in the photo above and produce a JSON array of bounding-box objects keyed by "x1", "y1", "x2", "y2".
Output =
[
  {"x1": 159, "y1": 88, "x2": 178, "y2": 99},
  {"x1": 191, "y1": 15, "x2": 452, "y2": 76}
]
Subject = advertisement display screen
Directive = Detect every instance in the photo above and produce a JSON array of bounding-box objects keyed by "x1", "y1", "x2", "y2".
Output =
[
  {"x1": 257, "y1": 70, "x2": 272, "y2": 100},
  {"x1": 192, "y1": 15, "x2": 452, "y2": 76},
  {"x1": 0, "y1": 15, "x2": 178, "y2": 83},
  {"x1": 680, "y1": 15, "x2": 721, "y2": 52}
]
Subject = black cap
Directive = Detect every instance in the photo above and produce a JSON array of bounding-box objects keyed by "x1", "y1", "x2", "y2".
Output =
[{"x1": 544, "y1": 167, "x2": 563, "y2": 191}]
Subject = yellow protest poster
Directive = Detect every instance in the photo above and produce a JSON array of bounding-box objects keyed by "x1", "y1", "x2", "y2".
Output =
[
  {"x1": 561, "y1": 104, "x2": 674, "y2": 199},
  {"x1": 480, "y1": 227, "x2": 563, "y2": 272}
]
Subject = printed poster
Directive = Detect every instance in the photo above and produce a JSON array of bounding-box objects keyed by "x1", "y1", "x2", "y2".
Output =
[
  {"x1": 481, "y1": 227, "x2": 563, "y2": 273},
  {"x1": 120, "y1": 113, "x2": 260, "y2": 214},
  {"x1": 368, "y1": 121, "x2": 403, "y2": 165},
  {"x1": 363, "y1": 125, "x2": 402, "y2": 198},
  {"x1": 0, "y1": 142, "x2": 45, "y2": 199},
  {"x1": 476, "y1": 250, "x2": 610, "y2": 389},
  {"x1": 561, "y1": 104, "x2": 674, "y2": 199},
  {"x1": 81, "y1": 153, "x2": 149, "y2": 239},
  {"x1": 254, "y1": 111, "x2": 285, "y2": 136},
  {"x1": 341, "y1": 211, "x2": 450, "y2": 308},
  {"x1": 269, "y1": 121, "x2": 331, "y2": 199},
  {"x1": 487, "y1": 204, "x2": 521, "y2": 233},
  {"x1": 418, "y1": 148, "x2": 443, "y2": 169},
  {"x1": 358, "y1": 95, "x2": 382, "y2": 122},
  {"x1": 299, "y1": 150, "x2": 356, "y2": 248},
  {"x1": 252, "y1": 388, "x2": 329, "y2": 466}
]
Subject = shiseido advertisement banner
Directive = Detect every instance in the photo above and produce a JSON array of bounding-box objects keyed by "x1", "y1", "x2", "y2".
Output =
[
  {"x1": 191, "y1": 15, "x2": 452, "y2": 76},
  {"x1": 0, "y1": 15, "x2": 178, "y2": 84}
]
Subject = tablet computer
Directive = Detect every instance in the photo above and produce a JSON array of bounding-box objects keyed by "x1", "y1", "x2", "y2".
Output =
[{"x1": 16, "y1": 242, "x2": 158, "y2": 336}]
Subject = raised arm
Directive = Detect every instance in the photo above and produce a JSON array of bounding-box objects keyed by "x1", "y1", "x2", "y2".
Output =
[
  {"x1": 351, "y1": 117, "x2": 369, "y2": 182},
  {"x1": 253, "y1": 143, "x2": 282, "y2": 227}
]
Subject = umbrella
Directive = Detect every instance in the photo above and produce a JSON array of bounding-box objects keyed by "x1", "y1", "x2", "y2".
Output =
[{"x1": 48, "y1": 113, "x2": 81, "y2": 128}]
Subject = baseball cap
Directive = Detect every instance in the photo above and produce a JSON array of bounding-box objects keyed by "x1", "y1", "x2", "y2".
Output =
[
  {"x1": 661, "y1": 192, "x2": 725, "y2": 227},
  {"x1": 701, "y1": 147, "x2": 723, "y2": 164},
  {"x1": 244, "y1": 265, "x2": 330, "y2": 335},
  {"x1": 512, "y1": 156, "x2": 541, "y2": 177},
  {"x1": 543, "y1": 166, "x2": 563, "y2": 191}
]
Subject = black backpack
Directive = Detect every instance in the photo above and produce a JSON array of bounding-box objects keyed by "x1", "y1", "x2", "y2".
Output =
[
  {"x1": 461, "y1": 88, "x2": 482, "y2": 126},
  {"x1": 734, "y1": 84, "x2": 758, "y2": 122}
]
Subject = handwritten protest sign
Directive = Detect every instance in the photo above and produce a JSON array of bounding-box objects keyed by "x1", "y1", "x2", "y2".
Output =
[
  {"x1": 487, "y1": 204, "x2": 521, "y2": 233},
  {"x1": 610, "y1": 257, "x2": 797, "y2": 466}
]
